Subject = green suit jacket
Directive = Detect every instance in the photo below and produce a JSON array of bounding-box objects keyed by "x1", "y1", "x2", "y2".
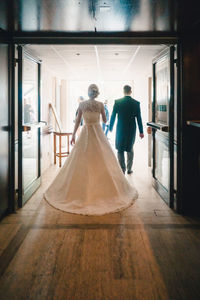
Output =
[{"x1": 109, "y1": 96, "x2": 143, "y2": 152}]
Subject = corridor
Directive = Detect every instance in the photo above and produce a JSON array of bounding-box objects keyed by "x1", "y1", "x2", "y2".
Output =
[
  {"x1": 1, "y1": 1, "x2": 200, "y2": 299},
  {"x1": 0, "y1": 157, "x2": 200, "y2": 300}
]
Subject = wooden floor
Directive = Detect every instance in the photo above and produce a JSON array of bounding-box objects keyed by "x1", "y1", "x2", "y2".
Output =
[{"x1": 0, "y1": 161, "x2": 200, "y2": 300}]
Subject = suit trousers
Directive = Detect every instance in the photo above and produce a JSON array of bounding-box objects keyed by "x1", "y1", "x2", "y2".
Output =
[{"x1": 117, "y1": 150, "x2": 134, "y2": 173}]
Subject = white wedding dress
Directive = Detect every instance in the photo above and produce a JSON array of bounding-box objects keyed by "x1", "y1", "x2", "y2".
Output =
[{"x1": 44, "y1": 100, "x2": 138, "y2": 215}]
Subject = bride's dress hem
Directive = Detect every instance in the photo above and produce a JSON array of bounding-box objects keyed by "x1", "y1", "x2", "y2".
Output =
[{"x1": 43, "y1": 194, "x2": 137, "y2": 216}]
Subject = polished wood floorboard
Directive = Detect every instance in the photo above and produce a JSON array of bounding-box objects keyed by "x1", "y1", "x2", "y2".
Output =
[{"x1": 0, "y1": 161, "x2": 200, "y2": 300}]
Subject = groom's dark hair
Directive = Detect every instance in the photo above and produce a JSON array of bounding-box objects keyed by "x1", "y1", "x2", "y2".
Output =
[{"x1": 123, "y1": 85, "x2": 131, "y2": 94}]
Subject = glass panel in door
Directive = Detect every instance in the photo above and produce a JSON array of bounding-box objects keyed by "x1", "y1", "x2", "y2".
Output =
[
  {"x1": 23, "y1": 58, "x2": 39, "y2": 190},
  {"x1": 154, "y1": 53, "x2": 170, "y2": 196}
]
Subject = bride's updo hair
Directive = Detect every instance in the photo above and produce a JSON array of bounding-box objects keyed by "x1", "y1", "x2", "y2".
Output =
[{"x1": 88, "y1": 84, "x2": 99, "y2": 99}]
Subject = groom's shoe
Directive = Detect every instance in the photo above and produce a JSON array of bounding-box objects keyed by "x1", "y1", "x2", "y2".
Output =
[{"x1": 127, "y1": 170, "x2": 133, "y2": 174}]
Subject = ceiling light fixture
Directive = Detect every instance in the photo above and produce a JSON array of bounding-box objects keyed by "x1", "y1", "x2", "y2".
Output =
[{"x1": 99, "y1": 6, "x2": 111, "y2": 12}]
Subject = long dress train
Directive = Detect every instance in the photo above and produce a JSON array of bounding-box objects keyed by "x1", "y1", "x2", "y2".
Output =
[{"x1": 44, "y1": 100, "x2": 138, "y2": 215}]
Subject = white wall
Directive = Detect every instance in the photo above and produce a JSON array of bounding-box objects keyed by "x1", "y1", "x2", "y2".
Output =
[
  {"x1": 66, "y1": 80, "x2": 134, "y2": 132},
  {"x1": 40, "y1": 56, "x2": 153, "y2": 173},
  {"x1": 132, "y1": 73, "x2": 150, "y2": 126},
  {"x1": 131, "y1": 65, "x2": 152, "y2": 167},
  {"x1": 66, "y1": 75, "x2": 151, "y2": 129},
  {"x1": 41, "y1": 64, "x2": 63, "y2": 173},
  {"x1": 60, "y1": 80, "x2": 68, "y2": 132}
]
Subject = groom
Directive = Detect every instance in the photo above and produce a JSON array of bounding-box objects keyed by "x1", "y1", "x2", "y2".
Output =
[{"x1": 109, "y1": 85, "x2": 144, "y2": 174}]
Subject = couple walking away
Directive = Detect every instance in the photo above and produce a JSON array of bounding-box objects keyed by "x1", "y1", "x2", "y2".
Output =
[{"x1": 44, "y1": 84, "x2": 144, "y2": 216}]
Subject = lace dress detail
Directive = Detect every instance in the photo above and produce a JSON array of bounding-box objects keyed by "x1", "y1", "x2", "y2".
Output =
[{"x1": 79, "y1": 100, "x2": 103, "y2": 113}]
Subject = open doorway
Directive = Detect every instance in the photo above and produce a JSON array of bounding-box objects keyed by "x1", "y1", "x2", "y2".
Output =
[{"x1": 15, "y1": 44, "x2": 176, "y2": 208}]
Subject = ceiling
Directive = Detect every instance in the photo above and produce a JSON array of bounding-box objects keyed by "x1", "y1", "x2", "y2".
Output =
[{"x1": 26, "y1": 44, "x2": 165, "y2": 80}]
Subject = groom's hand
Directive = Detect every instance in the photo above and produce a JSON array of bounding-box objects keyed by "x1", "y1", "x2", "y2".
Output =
[{"x1": 140, "y1": 133, "x2": 144, "y2": 139}]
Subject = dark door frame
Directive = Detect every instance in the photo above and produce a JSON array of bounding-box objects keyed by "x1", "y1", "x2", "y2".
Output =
[
  {"x1": 8, "y1": 43, "x2": 16, "y2": 214},
  {"x1": 12, "y1": 31, "x2": 178, "y2": 45},
  {"x1": 7, "y1": 33, "x2": 183, "y2": 214}
]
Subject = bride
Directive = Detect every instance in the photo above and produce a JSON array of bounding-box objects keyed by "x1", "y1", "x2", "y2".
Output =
[{"x1": 44, "y1": 84, "x2": 138, "y2": 215}]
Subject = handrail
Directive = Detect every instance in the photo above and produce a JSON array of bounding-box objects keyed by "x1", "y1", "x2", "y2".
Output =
[
  {"x1": 187, "y1": 121, "x2": 200, "y2": 128},
  {"x1": 147, "y1": 121, "x2": 169, "y2": 132},
  {"x1": 49, "y1": 103, "x2": 63, "y2": 133}
]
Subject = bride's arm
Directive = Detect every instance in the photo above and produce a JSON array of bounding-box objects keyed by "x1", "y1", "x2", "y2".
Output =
[
  {"x1": 71, "y1": 109, "x2": 83, "y2": 145},
  {"x1": 101, "y1": 103, "x2": 107, "y2": 123}
]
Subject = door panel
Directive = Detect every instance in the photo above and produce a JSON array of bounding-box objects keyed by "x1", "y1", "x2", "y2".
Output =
[
  {"x1": 148, "y1": 46, "x2": 176, "y2": 207},
  {"x1": 155, "y1": 55, "x2": 170, "y2": 125},
  {"x1": 0, "y1": 44, "x2": 9, "y2": 218},
  {"x1": 155, "y1": 131, "x2": 170, "y2": 201},
  {"x1": 18, "y1": 46, "x2": 41, "y2": 207}
]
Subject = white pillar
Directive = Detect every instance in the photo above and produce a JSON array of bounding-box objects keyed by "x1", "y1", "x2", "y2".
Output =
[{"x1": 60, "y1": 79, "x2": 67, "y2": 132}]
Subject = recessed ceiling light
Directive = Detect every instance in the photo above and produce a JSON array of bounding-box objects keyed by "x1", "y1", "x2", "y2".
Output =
[
  {"x1": 99, "y1": 6, "x2": 111, "y2": 12},
  {"x1": 76, "y1": 53, "x2": 80, "y2": 56}
]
